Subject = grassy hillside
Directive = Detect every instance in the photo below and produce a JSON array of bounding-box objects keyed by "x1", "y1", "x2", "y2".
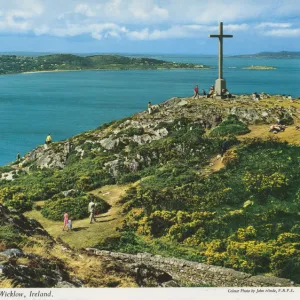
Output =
[
  {"x1": 0, "y1": 54, "x2": 208, "y2": 75},
  {"x1": 0, "y1": 94, "x2": 300, "y2": 285}
]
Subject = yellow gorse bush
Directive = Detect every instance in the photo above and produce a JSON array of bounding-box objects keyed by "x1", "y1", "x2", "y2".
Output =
[{"x1": 243, "y1": 171, "x2": 288, "y2": 194}]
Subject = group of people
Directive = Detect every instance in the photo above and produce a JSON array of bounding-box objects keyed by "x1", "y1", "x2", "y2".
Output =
[
  {"x1": 62, "y1": 199, "x2": 98, "y2": 231},
  {"x1": 281, "y1": 94, "x2": 293, "y2": 100},
  {"x1": 252, "y1": 92, "x2": 260, "y2": 100},
  {"x1": 269, "y1": 124, "x2": 287, "y2": 134},
  {"x1": 193, "y1": 85, "x2": 211, "y2": 99},
  {"x1": 62, "y1": 212, "x2": 72, "y2": 231},
  {"x1": 193, "y1": 85, "x2": 232, "y2": 99}
]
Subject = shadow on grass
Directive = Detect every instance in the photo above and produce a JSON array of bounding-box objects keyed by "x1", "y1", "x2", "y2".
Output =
[
  {"x1": 96, "y1": 218, "x2": 117, "y2": 223},
  {"x1": 95, "y1": 215, "x2": 111, "y2": 218},
  {"x1": 72, "y1": 227, "x2": 89, "y2": 232}
]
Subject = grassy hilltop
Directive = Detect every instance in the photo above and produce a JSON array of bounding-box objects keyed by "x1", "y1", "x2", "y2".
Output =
[
  {"x1": 0, "y1": 54, "x2": 208, "y2": 75},
  {"x1": 1, "y1": 94, "x2": 300, "y2": 287}
]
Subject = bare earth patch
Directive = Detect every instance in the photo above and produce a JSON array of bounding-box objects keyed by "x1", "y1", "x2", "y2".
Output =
[{"x1": 239, "y1": 125, "x2": 300, "y2": 146}]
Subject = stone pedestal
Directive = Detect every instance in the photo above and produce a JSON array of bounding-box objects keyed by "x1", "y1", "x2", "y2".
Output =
[{"x1": 215, "y1": 78, "x2": 226, "y2": 96}]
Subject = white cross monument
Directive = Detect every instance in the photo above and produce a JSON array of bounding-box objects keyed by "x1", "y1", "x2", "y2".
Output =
[{"x1": 209, "y1": 22, "x2": 233, "y2": 98}]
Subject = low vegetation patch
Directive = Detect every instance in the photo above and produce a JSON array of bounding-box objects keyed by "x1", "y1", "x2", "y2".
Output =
[
  {"x1": 101, "y1": 138, "x2": 300, "y2": 283},
  {"x1": 41, "y1": 192, "x2": 110, "y2": 221},
  {"x1": 210, "y1": 115, "x2": 250, "y2": 137}
]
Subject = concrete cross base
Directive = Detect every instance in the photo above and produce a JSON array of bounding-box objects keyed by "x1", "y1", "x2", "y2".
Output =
[
  {"x1": 215, "y1": 78, "x2": 226, "y2": 96},
  {"x1": 214, "y1": 95, "x2": 226, "y2": 100}
]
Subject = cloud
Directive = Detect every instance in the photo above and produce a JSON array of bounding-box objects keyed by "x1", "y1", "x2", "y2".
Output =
[
  {"x1": 49, "y1": 23, "x2": 128, "y2": 40},
  {"x1": 256, "y1": 22, "x2": 292, "y2": 28},
  {"x1": 263, "y1": 28, "x2": 300, "y2": 37},
  {"x1": 126, "y1": 23, "x2": 249, "y2": 40},
  {"x1": 75, "y1": 3, "x2": 95, "y2": 17},
  {"x1": 224, "y1": 24, "x2": 249, "y2": 31},
  {"x1": 0, "y1": 0, "x2": 298, "y2": 43}
]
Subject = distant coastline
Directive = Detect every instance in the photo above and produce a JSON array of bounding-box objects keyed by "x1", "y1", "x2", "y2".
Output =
[
  {"x1": 242, "y1": 66, "x2": 277, "y2": 70},
  {"x1": 21, "y1": 66, "x2": 211, "y2": 75},
  {"x1": 0, "y1": 53, "x2": 211, "y2": 76},
  {"x1": 22, "y1": 70, "x2": 80, "y2": 74},
  {"x1": 232, "y1": 51, "x2": 300, "y2": 59}
]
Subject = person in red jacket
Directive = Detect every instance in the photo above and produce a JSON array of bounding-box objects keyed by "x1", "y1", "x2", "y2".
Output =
[{"x1": 194, "y1": 85, "x2": 199, "y2": 99}]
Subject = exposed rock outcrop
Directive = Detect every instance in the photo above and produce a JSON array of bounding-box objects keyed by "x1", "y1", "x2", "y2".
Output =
[
  {"x1": 10, "y1": 95, "x2": 295, "y2": 173},
  {"x1": 86, "y1": 249, "x2": 298, "y2": 287}
]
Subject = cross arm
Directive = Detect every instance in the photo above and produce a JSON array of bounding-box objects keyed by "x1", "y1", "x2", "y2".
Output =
[{"x1": 209, "y1": 34, "x2": 233, "y2": 38}]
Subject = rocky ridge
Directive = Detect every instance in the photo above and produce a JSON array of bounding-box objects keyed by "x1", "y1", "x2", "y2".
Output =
[{"x1": 6, "y1": 94, "x2": 296, "y2": 177}]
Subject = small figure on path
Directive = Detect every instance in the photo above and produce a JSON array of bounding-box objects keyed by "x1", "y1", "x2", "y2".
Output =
[
  {"x1": 148, "y1": 102, "x2": 152, "y2": 114},
  {"x1": 202, "y1": 89, "x2": 207, "y2": 97},
  {"x1": 221, "y1": 139, "x2": 229, "y2": 157},
  {"x1": 223, "y1": 89, "x2": 232, "y2": 99},
  {"x1": 62, "y1": 211, "x2": 69, "y2": 231},
  {"x1": 193, "y1": 85, "x2": 199, "y2": 99},
  {"x1": 269, "y1": 124, "x2": 286, "y2": 134},
  {"x1": 67, "y1": 218, "x2": 72, "y2": 231},
  {"x1": 45, "y1": 134, "x2": 52, "y2": 145},
  {"x1": 208, "y1": 86, "x2": 215, "y2": 98},
  {"x1": 16, "y1": 152, "x2": 20, "y2": 162},
  {"x1": 252, "y1": 92, "x2": 260, "y2": 101},
  {"x1": 88, "y1": 200, "x2": 97, "y2": 224}
]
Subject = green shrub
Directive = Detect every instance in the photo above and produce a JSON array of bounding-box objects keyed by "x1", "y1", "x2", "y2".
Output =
[
  {"x1": 210, "y1": 115, "x2": 250, "y2": 137},
  {"x1": 118, "y1": 127, "x2": 144, "y2": 137},
  {"x1": 95, "y1": 120, "x2": 115, "y2": 131},
  {"x1": 243, "y1": 171, "x2": 288, "y2": 200},
  {"x1": 41, "y1": 193, "x2": 110, "y2": 221},
  {"x1": 5, "y1": 196, "x2": 33, "y2": 212},
  {"x1": 117, "y1": 173, "x2": 141, "y2": 184},
  {"x1": 0, "y1": 225, "x2": 23, "y2": 246},
  {"x1": 0, "y1": 187, "x2": 33, "y2": 212},
  {"x1": 279, "y1": 113, "x2": 294, "y2": 125},
  {"x1": 270, "y1": 243, "x2": 300, "y2": 282}
]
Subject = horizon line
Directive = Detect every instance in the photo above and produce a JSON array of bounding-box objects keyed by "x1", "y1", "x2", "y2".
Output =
[{"x1": 0, "y1": 50, "x2": 299, "y2": 57}]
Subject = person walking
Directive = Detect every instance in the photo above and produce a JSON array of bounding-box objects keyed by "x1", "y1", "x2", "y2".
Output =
[
  {"x1": 221, "y1": 139, "x2": 229, "y2": 157},
  {"x1": 45, "y1": 134, "x2": 52, "y2": 145},
  {"x1": 62, "y1": 211, "x2": 69, "y2": 231},
  {"x1": 88, "y1": 200, "x2": 97, "y2": 224},
  {"x1": 16, "y1": 152, "x2": 20, "y2": 163},
  {"x1": 148, "y1": 102, "x2": 152, "y2": 114},
  {"x1": 194, "y1": 85, "x2": 199, "y2": 99}
]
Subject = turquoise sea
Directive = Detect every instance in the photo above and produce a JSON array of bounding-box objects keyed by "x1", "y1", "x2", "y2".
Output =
[{"x1": 0, "y1": 55, "x2": 299, "y2": 165}]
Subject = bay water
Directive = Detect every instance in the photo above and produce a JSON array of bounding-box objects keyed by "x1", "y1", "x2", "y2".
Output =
[{"x1": 0, "y1": 55, "x2": 299, "y2": 165}]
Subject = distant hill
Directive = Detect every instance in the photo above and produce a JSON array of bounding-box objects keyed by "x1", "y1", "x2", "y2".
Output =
[
  {"x1": 232, "y1": 51, "x2": 300, "y2": 58},
  {"x1": 0, "y1": 54, "x2": 208, "y2": 75}
]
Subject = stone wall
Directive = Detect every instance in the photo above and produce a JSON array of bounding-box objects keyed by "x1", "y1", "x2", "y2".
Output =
[{"x1": 86, "y1": 248, "x2": 297, "y2": 287}]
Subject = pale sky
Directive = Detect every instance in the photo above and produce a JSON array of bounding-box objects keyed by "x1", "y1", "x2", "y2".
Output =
[{"x1": 0, "y1": 0, "x2": 299, "y2": 54}]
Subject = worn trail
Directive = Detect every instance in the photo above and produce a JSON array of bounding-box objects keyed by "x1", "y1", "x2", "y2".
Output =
[{"x1": 25, "y1": 184, "x2": 130, "y2": 249}]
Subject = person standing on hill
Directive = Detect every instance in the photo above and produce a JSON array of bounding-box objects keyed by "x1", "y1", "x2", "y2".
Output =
[
  {"x1": 148, "y1": 102, "x2": 152, "y2": 114},
  {"x1": 88, "y1": 200, "x2": 97, "y2": 224},
  {"x1": 221, "y1": 139, "x2": 229, "y2": 157},
  {"x1": 62, "y1": 211, "x2": 69, "y2": 231},
  {"x1": 45, "y1": 134, "x2": 52, "y2": 145},
  {"x1": 16, "y1": 152, "x2": 20, "y2": 162},
  {"x1": 194, "y1": 85, "x2": 199, "y2": 99}
]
